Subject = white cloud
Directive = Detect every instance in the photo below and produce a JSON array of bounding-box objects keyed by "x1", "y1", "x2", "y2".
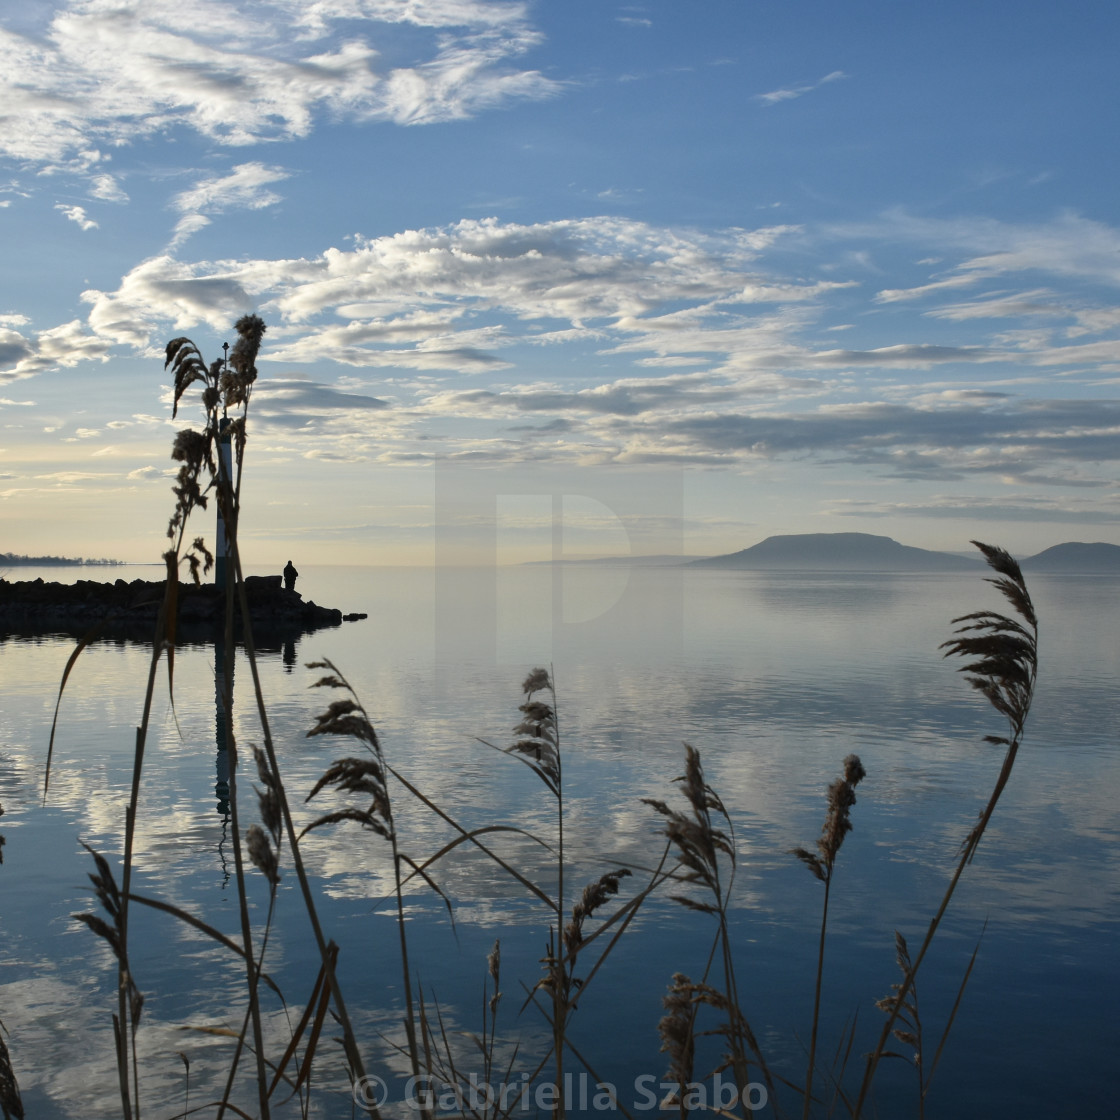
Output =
[
  {"x1": 253, "y1": 376, "x2": 389, "y2": 423},
  {"x1": 34, "y1": 470, "x2": 114, "y2": 481},
  {"x1": 1067, "y1": 306, "x2": 1120, "y2": 338},
  {"x1": 83, "y1": 256, "x2": 256, "y2": 345},
  {"x1": 77, "y1": 217, "x2": 818, "y2": 368},
  {"x1": 828, "y1": 494, "x2": 1120, "y2": 524},
  {"x1": 168, "y1": 214, "x2": 211, "y2": 245},
  {"x1": 924, "y1": 289, "x2": 1063, "y2": 321},
  {"x1": 0, "y1": 328, "x2": 36, "y2": 373},
  {"x1": 756, "y1": 69, "x2": 847, "y2": 106},
  {"x1": 287, "y1": 1, "x2": 540, "y2": 37},
  {"x1": 874, "y1": 275, "x2": 983, "y2": 303},
  {"x1": 15, "y1": 211, "x2": 1113, "y2": 399},
  {"x1": 0, "y1": 0, "x2": 559, "y2": 181},
  {"x1": 89, "y1": 173, "x2": 128, "y2": 202},
  {"x1": 0, "y1": 319, "x2": 111, "y2": 384},
  {"x1": 847, "y1": 211, "x2": 1120, "y2": 290},
  {"x1": 55, "y1": 203, "x2": 98, "y2": 230},
  {"x1": 10, "y1": 210, "x2": 1120, "y2": 493},
  {"x1": 169, "y1": 161, "x2": 290, "y2": 247},
  {"x1": 173, "y1": 162, "x2": 288, "y2": 216}
]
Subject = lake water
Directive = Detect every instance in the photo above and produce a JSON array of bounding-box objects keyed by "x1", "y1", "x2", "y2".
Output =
[{"x1": 0, "y1": 563, "x2": 1117, "y2": 1118}]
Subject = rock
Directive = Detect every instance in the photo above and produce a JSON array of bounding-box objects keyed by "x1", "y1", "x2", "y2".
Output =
[{"x1": 0, "y1": 577, "x2": 354, "y2": 643}]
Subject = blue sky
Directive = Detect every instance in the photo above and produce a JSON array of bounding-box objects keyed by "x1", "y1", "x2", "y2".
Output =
[{"x1": 2, "y1": 0, "x2": 1119, "y2": 565}]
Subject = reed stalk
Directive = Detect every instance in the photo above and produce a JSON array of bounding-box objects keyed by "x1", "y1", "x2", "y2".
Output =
[
  {"x1": 44, "y1": 314, "x2": 1047, "y2": 1115},
  {"x1": 791, "y1": 754, "x2": 866, "y2": 1118},
  {"x1": 852, "y1": 541, "x2": 1037, "y2": 1117},
  {"x1": 645, "y1": 745, "x2": 777, "y2": 1113}
]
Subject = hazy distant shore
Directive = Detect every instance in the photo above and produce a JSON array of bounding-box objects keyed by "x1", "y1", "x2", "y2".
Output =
[
  {"x1": 0, "y1": 552, "x2": 125, "y2": 567},
  {"x1": 522, "y1": 533, "x2": 1120, "y2": 573}
]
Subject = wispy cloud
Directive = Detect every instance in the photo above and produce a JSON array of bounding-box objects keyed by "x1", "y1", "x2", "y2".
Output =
[
  {"x1": 169, "y1": 161, "x2": 290, "y2": 247},
  {"x1": 923, "y1": 289, "x2": 1064, "y2": 321},
  {"x1": 55, "y1": 203, "x2": 97, "y2": 230},
  {"x1": 0, "y1": 319, "x2": 111, "y2": 384},
  {"x1": 828, "y1": 494, "x2": 1120, "y2": 524},
  {"x1": 6, "y1": 209, "x2": 1119, "y2": 491},
  {"x1": 0, "y1": 0, "x2": 560, "y2": 183},
  {"x1": 847, "y1": 211, "x2": 1120, "y2": 289},
  {"x1": 81, "y1": 217, "x2": 813, "y2": 363},
  {"x1": 89, "y1": 174, "x2": 128, "y2": 203},
  {"x1": 252, "y1": 378, "x2": 389, "y2": 426},
  {"x1": 756, "y1": 69, "x2": 847, "y2": 105}
]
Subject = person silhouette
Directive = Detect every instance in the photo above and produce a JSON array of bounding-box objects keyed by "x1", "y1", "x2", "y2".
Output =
[{"x1": 283, "y1": 560, "x2": 299, "y2": 592}]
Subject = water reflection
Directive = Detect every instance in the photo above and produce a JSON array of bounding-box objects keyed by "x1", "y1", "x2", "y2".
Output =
[
  {"x1": 741, "y1": 569, "x2": 904, "y2": 615},
  {"x1": 0, "y1": 566, "x2": 1117, "y2": 1118},
  {"x1": 213, "y1": 635, "x2": 232, "y2": 817}
]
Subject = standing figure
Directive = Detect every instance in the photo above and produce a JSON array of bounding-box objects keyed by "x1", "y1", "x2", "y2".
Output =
[{"x1": 283, "y1": 560, "x2": 299, "y2": 592}]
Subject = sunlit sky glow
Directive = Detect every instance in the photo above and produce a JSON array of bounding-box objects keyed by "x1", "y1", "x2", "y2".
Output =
[{"x1": 2, "y1": 0, "x2": 1118, "y2": 565}]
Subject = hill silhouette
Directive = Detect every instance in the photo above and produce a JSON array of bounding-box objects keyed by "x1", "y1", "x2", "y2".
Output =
[
  {"x1": 689, "y1": 533, "x2": 980, "y2": 571},
  {"x1": 1023, "y1": 541, "x2": 1120, "y2": 572}
]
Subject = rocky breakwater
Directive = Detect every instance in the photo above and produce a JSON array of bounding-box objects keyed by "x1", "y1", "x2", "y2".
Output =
[{"x1": 0, "y1": 575, "x2": 363, "y2": 641}]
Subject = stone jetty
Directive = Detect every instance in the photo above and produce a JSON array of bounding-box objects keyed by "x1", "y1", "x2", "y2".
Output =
[{"x1": 0, "y1": 575, "x2": 364, "y2": 641}]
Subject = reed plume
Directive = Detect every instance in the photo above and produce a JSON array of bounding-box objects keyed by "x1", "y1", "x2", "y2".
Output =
[
  {"x1": 792, "y1": 754, "x2": 866, "y2": 1119},
  {"x1": 854, "y1": 541, "x2": 1038, "y2": 1117},
  {"x1": 658, "y1": 974, "x2": 755, "y2": 1114},
  {"x1": 302, "y1": 659, "x2": 429, "y2": 1115},
  {"x1": 497, "y1": 669, "x2": 571, "y2": 1112},
  {"x1": 563, "y1": 869, "x2": 632, "y2": 961},
  {"x1": 658, "y1": 974, "x2": 697, "y2": 1109},
  {"x1": 645, "y1": 746, "x2": 775, "y2": 1107},
  {"x1": 874, "y1": 932, "x2": 923, "y2": 1088},
  {"x1": 504, "y1": 668, "x2": 560, "y2": 797},
  {"x1": 42, "y1": 347, "x2": 1052, "y2": 1120},
  {"x1": 644, "y1": 745, "x2": 733, "y2": 910}
]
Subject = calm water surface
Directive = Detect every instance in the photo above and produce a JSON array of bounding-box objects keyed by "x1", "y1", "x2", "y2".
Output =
[{"x1": 1, "y1": 564, "x2": 1117, "y2": 1117}]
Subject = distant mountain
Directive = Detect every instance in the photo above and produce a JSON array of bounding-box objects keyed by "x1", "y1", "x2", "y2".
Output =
[
  {"x1": 1022, "y1": 542, "x2": 1120, "y2": 572},
  {"x1": 689, "y1": 533, "x2": 981, "y2": 572}
]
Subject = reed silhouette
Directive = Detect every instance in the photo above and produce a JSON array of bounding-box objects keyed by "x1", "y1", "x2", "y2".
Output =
[{"x1": 20, "y1": 318, "x2": 1041, "y2": 1119}]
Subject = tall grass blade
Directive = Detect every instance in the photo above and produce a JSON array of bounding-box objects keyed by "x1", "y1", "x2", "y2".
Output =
[
  {"x1": 0, "y1": 1018, "x2": 24, "y2": 1120},
  {"x1": 43, "y1": 619, "x2": 104, "y2": 798},
  {"x1": 231, "y1": 568, "x2": 376, "y2": 1104},
  {"x1": 387, "y1": 767, "x2": 557, "y2": 911},
  {"x1": 853, "y1": 542, "x2": 1037, "y2": 1118},
  {"x1": 923, "y1": 920, "x2": 987, "y2": 1100},
  {"x1": 125, "y1": 893, "x2": 284, "y2": 1000},
  {"x1": 267, "y1": 945, "x2": 337, "y2": 1101}
]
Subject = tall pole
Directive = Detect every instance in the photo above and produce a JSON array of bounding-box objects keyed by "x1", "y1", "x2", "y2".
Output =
[{"x1": 215, "y1": 342, "x2": 232, "y2": 587}]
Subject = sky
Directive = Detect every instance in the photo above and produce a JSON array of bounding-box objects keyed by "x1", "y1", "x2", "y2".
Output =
[{"x1": 2, "y1": 0, "x2": 1119, "y2": 566}]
